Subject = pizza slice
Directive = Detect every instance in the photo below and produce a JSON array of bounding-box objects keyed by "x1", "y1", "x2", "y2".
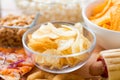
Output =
[{"x1": 0, "y1": 47, "x2": 34, "y2": 80}]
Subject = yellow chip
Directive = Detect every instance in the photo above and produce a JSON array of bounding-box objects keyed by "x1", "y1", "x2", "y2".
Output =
[
  {"x1": 92, "y1": 0, "x2": 111, "y2": 18},
  {"x1": 102, "y1": 23, "x2": 110, "y2": 29},
  {"x1": 112, "y1": 0, "x2": 120, "y2": 5},
  {"x1": 90, "y1": 4, "x2": 114, "y2": 25},
  {"x1": 90, "y1": 0, "x2": 120, "y2": 31},
  {"x1": 28, "y1": 38, "x2": 58, "y2": 52},
  {"x1": 110, "y1": 4, "x2": 120, "y2": 31}
]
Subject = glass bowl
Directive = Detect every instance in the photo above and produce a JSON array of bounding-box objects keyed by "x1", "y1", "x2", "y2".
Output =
[
  {"x1": 0, "y1": 9, "x2": 39, "y2": 47},
  {"x1": 22, "y1": 21, "x2": 96, "y2": 73}
]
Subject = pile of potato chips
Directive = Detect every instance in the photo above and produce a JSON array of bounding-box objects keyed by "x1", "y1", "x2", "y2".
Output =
[
  {"x1": 90, "y1": 0, "x2": 120, "y2": 31},
  {"x1": 27, "y1": 22, "x2": 90, "y2": 69}
]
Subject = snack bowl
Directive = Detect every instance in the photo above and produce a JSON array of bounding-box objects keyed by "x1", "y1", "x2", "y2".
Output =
[
  {"x1": 22, "y1": 21, "x2": 96, "y2": 73},
  {"x1": 82, "y1": 0, "x2": 120, "y2": 49},
  {"x1": 0, "y1": 10, "x2": 39, "y2": 47}
]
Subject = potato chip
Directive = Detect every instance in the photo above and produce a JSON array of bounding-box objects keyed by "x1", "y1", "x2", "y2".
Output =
[
  {"x1": 110, "y1": 4, "x2": 120, "y2": 31},
  {"x1": 35, "y1": 49, "x2": 66, "y2": 69},
  {"x1": 92, "y1": 0, "x2": 111, "y2": 18},
  {"x1": 112, "y1": 0, "x2": 120, "y2": 5},
  {"x1": 91, "y1": 16, "x2": 110, "y2": 26},
  {"x1": 90, "y1": 6, "x2": 112, "y2": 25},
  {"x1": 56, "y1": 38, "x2": 74, "y2": 51},
  {"x1": 66, "y1": 57, "x2": 79, "y2": 66},
  {"x1": 71, "y1": 23, "x2": 89, "y2": 53},
  {"x1": 32, "y1": 33, "x2": 59, "y2": 39},
  {"x1": 71, "y1": 28, "x2": 81, "y2": 53},
  {"x1": 61, "y1": 47, "x2": 72, "y2": 55},
  {"x1": 32, "y1": 24, "x2": 59, "y2": 39},
  {"x1": 90, "y1": 0, "x2": 120, "y2": 31},
  {"x1": 53, "y1": 25, "x2": 77, "y2": 37},
  {"x1": 102, "y1": 23, "x2": 110, "y2": 29},
  {"x1": 28, "y1": 38, "x2": 57, "y2": 52}
]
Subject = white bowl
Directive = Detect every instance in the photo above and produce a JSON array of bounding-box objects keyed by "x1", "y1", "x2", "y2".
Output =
[{"x1": 82, "y1": 0, "x2": 120, "y2": 49}]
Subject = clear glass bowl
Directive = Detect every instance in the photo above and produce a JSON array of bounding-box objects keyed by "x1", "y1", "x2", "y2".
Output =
[
  {"x1": 0, "y1": 9, "x2": 39, "y2": 47},
  {"x1": 22, "y1": 22, "x2": 96, "y2": 73}
]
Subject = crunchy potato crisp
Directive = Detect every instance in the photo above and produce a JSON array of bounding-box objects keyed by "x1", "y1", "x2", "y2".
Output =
[
  {"x1": 111, "y1": 5, "x2": 120, "y2": 31},
  {"x1": 90, "y1": 0, "x2": 120, "y2": 31}
]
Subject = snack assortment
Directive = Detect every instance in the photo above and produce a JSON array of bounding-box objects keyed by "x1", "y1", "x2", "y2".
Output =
[
  {"x1": 1, "y1": 0, "x2": 120, "y2": 80},
  {"x1": 82, "y1": 0, "x2": 120, "y2": 80},
  {"x1": 0, "y1": 47, "x2": 34, "y2": 80},
  {"x1": 27, "y1": 22, "x2": 91, "y2": 69},
  {"x1": 0, "y1": 14, "x2": 34, "y2": 47},
  {"x1": 90, "y1": 0, "x2": 120, "y2": 31},
  {"x1": 15, "y1": 0, "x2": 82, "y2": 23},
  {"x1": 27, "y1": 70, "x2": 84, "y2": 80}
]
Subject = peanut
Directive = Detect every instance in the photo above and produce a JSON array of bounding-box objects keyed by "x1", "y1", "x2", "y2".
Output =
[{"x1": 0, "y1": 14, "x2": 35, "y2": 47}]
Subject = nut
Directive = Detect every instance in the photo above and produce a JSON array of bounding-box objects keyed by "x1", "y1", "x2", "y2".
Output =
[{"x1": 0, "y1": 14, "x2": 34, "y2": 47}]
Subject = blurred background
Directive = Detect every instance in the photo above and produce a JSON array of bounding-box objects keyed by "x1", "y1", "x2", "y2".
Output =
[{"x1": 0, "y1": 0, "x2": 95, "y2": 23}]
